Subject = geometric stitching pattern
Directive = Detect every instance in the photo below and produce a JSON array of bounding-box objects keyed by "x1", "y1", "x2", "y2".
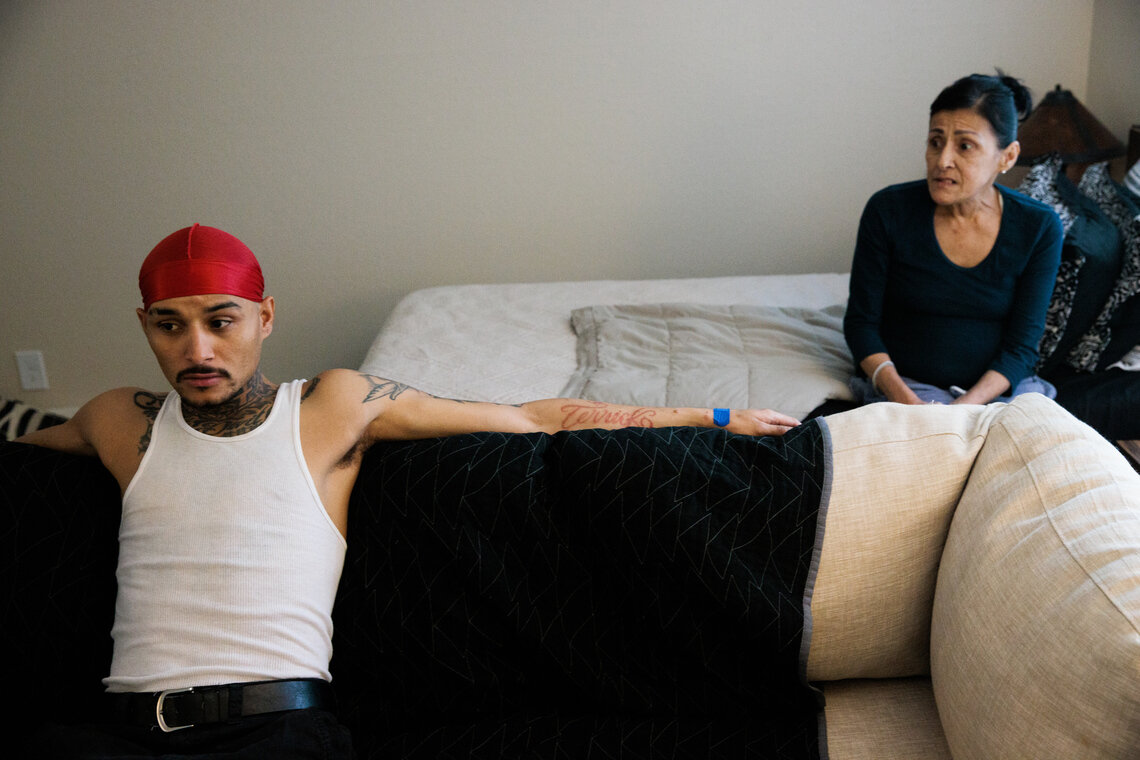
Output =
[{"x1": 333, "y1": 423, "x2": 826, "y2": 758}]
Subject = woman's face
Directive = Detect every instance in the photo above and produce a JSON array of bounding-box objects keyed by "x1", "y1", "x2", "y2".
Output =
[{"x1": 925, "y1": 108, "x2": 1019, "y2": 209}]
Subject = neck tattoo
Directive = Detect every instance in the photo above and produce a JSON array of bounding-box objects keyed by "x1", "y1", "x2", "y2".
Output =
[{"x1": 181, "y1": 373, "x2": 279, "y2": 437}]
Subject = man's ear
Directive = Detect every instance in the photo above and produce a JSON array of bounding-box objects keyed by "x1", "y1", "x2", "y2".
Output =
[
  {"x1": 136, "y1": 307, "x2": 148, "y2": 330},
  {"x1": 259, "y1": 296, "x2": 275, "y2": 338}
]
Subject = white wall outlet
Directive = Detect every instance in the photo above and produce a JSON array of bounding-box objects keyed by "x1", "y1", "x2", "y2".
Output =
[{"x1": 15, "y1": 350, "x2": 49, "y2": 391}]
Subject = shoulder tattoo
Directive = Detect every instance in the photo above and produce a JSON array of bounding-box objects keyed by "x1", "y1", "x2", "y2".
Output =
[
  {"x1": 360, "y1": 374, "x2": 412, "y2": 404},
  {"x1": 301, "y1": 376, "x2": 321, "y2": 402},
  {"x1": 133, "y1": 390, "x2": 165, "y2": 455}
]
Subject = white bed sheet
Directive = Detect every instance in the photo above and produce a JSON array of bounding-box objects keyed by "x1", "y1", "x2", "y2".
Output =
[{"x1": 359, "y1": 273, "x2": 851, "y2": 404}]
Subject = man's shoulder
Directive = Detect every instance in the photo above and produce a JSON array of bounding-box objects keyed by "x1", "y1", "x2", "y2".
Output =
[
  {"x1": 298, "y1": 369, "x2": 418, "y2": 440},
  {"x1": 301, "y1": 369, "x2": 362, "y2": 403},
  {"x1": 85, "y1": 386, "x2": 168, "y2": 420},
  {"x1": 15, "y1": 386, "x2": 165, "y2": 462},
  {"x1": 302, "y1": 369, "x2": 414, "y2": 404}
]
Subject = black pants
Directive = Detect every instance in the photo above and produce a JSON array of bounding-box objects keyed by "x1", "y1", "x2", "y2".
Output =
[{"x1": 21, "y1": 708, "x2": 356, "y2": 759}]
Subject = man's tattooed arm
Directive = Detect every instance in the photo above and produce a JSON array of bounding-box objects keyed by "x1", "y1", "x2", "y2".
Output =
[{"x1": 133, "y1": 390, "x2": 165, "y2": 454}]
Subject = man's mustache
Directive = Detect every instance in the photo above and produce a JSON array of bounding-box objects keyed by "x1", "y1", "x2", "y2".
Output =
[{"x1": 177, "y1": 366, "x2": 232, "y2": 382}]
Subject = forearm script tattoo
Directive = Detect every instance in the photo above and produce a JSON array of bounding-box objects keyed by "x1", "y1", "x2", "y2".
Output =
[{"x1": 559, "y1": 401, "x2": 657, "y2": 430}]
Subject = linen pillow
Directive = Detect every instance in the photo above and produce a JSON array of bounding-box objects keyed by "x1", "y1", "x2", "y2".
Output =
[
  {"x1": 805, "y1": 401, "x2": 1000, "y2": 681},
  {"x1": 931, "y1": 394, "x2": 1140, "y2": 759},
  {"x1": 562, "y1": 302, "x2": 853, "y2": 422},
  {"x1": 1018, "y1": 156, "x2": 1124, "y2": 373},
  {"x1": 1067, "y1": 163, "x2": 1140, "y2": 370}
]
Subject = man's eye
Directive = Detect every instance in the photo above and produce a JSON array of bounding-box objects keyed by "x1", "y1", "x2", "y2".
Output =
[{"x1": 211, "y1": 319, "x2": 233, "y2": 329}]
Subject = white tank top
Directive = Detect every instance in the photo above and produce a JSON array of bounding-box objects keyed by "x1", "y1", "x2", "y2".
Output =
[{"x1": 104, "y1": 380, "x2": 347, "y2": 693}]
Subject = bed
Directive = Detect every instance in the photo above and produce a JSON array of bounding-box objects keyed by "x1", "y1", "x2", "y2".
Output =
[{"x1": 359, "y1": 273, "x2": 854, "y2": 421}]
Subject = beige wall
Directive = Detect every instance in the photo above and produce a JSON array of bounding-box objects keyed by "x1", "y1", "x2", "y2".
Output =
[
  {"x1": 2, "y1": 0, "x2": 1126, "y2": 412},
  {"x1": 1087, "y1": 0, "x2": 1140, "y2": 145}
]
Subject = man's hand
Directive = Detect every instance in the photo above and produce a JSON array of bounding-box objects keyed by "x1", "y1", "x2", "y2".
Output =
[{"x1": 722, "y1": 408, "x2": 801, "y2": 436}]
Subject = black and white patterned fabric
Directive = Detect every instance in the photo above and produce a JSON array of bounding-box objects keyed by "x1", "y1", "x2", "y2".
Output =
[
  {"x1": 1066, "y1": 164, "x2": 1140, "y2": 371},
  {"x1": 1018, "y1": 155, "x2": 1082, "y2": 368},
  {"x1": 1017, "y1": 154, "x2": 1079, "y2": 234},
  {"x1": 0, "y1": 396, "x2": 68, "y2": 441}
]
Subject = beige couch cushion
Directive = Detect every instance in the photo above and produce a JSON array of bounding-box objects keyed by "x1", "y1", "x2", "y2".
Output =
[
  {"x1": 808, "y1": 402, "x2": 1001, "y2": 681},
  {"x1": 932, "y1": 394, "x2": 1140, "y2": 759},
  {"x1": 822, "y1": 678, "x2": 951, "y2": 760}
]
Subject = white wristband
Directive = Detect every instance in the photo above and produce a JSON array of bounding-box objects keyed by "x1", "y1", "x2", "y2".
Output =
[{"x1": 871, "y1": 360, "x2": 895, "y2": 392}]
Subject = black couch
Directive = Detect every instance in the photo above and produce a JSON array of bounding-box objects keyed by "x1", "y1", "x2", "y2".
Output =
[{"x1": 4, "y1": 423, "x2": 829, "y2": 759}]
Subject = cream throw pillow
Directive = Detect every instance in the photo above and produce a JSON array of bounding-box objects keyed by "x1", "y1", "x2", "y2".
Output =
[
  {"x1": 932, "y1": 394, "x2": 1140, "y2": 758},
  {"x1": 807, "y1": 402, "x2": 1001, "y2": 681}
]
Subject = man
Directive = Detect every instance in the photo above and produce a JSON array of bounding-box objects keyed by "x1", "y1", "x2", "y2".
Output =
[{"x1": 18, "y1": 224, "x2": 799, "y2": 757}]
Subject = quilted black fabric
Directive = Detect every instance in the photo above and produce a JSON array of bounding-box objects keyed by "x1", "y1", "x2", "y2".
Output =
[
  {"x1": 1049, "y1": 365, "x2": 1140, "y2": 439},
  {"x1": 332, "y1": 423, "x2": 827, "y2": 759},
  {"x1": 0, "y1": 441, "x2": 121, "y2": 728}
]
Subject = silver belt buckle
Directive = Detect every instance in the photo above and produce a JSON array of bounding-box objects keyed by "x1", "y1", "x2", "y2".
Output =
[{"x1": 155, "y1": 686, "x2": 195, "y2": 732}]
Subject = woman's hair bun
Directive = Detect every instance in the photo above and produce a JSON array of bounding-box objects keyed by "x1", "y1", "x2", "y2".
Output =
[{"x1": 996, "y1": 70, "x2": 1033, "y2": 120}]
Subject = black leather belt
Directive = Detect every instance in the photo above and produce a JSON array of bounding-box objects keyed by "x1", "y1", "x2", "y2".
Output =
[{"x1": 106, "y1": 678, "x2": 334, "y2": 732}]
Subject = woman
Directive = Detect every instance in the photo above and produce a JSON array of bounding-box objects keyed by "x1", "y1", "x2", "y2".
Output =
[{"x1": 843, "y1": 73, "x2": 1064, "y2": 406}]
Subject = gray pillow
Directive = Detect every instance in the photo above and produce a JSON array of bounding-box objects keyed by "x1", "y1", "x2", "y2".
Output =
[{"x1": 563, "y1": 302, "x2": 853, "y2": 421}]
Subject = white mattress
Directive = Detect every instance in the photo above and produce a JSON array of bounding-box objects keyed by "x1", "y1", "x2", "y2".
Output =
[{"x1": 359, "y1": 273, "x2": 850, "y2": 404}]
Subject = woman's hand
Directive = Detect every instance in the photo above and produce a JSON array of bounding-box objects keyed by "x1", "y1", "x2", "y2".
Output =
[
  {"x1": 863, "y1": 354, "x2": 926, "y2": 404},
  {"x1": 949, "y1": 370, "x2": 1011, "y2": 405}
]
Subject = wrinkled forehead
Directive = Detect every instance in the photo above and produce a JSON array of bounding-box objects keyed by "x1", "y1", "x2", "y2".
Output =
[
  {"x1": 143, "y1": 293, "x2": 260, "y2": 317},
  {"x1": 928, "y1": 108, "x2": 998, "y2": 138}
]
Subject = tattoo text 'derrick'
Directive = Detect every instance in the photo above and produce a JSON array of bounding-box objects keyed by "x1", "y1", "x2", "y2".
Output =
[{"x1": 559, "y1": 401, "x2": 656, "y2": 430}]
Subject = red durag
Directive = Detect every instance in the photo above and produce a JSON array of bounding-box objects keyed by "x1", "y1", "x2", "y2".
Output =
[{"x1": 139, "y1": 224, "x2": 265, "y2": 309}]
